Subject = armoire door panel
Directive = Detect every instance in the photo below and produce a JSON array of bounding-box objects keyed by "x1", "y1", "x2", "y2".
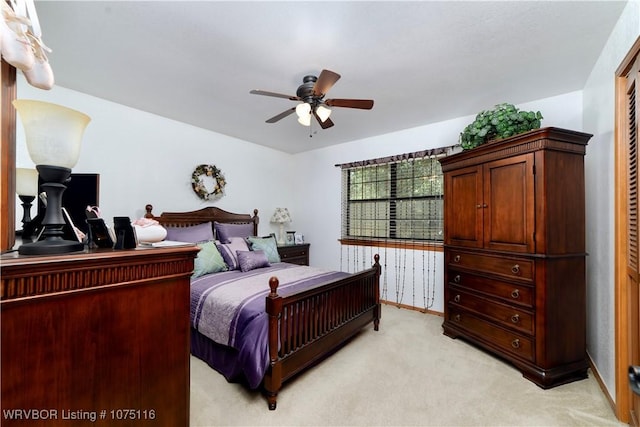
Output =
[
  {"x1": 484, "y1": 154, "x2": 535, "y2": 253},
  {"x1": 446, "y1": 165, "x2": 483, "y2": 248}
]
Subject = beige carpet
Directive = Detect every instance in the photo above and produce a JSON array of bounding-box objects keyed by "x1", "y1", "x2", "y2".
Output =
[{"x1": 190, "y1": 306, "x2": 624, "y2": 427}]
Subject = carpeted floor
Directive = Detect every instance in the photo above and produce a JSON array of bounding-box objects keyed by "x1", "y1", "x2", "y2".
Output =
[{"x1": 190, "y1": 306, "x2": 625, "y2": 426}]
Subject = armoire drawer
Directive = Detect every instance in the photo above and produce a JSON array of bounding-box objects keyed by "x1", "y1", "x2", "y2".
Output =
[
  {"x1": 448, "y1": 286, "x2": 533, "y2": 334},
  {"x1": 447, "y1": 250, "x2": 533, "y2": 283},
  {"x1": 447, "y1": 308, "x2": 534, "y2": 362},
  {"x1": 446, "y1": 270, "x2": 534, "y2": 308}
]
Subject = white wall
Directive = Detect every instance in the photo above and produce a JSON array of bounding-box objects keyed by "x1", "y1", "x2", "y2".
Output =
[
  {"x1": 582, "y1": 0, "x2": 640, "y2": 402},
  {"x1": 14, "y1": 78, "x2": 295, "y2": 237},
  {"x1": 292, "y1": 91, "x2": 584, "y2": 313}
]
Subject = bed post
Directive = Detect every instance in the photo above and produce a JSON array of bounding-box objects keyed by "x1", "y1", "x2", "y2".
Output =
[
  {"x1": 373, "y1": 254, "x2": 381, "y2": 331},
  {"x1": 252, "y1": 208, "x2": 259, "y2": 235},
  {"x1": 264, "y1": 276, "x2": 282, "y2": 410}
]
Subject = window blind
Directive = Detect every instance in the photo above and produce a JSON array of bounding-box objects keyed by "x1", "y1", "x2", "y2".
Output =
[{"x1": 338, "y1": 147, "x2": 452, "y2": 243}]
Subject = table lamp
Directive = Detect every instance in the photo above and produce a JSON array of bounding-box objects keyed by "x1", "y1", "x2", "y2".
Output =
[
  {"x1": 270, "y1": 207, "x2": 291, "y2": 244},
  {"x1": 15, "y1": 167, "x2": 39, "y2": 240},
  {"x1": 13, "y1": 99, "x2": 91, "y2": 255}
]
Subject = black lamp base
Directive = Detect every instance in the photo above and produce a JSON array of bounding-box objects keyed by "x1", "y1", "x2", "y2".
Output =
[
  {"x1": 18, "y1": 195, "x2": 36, "y2": 241},
  {"x1": 17, "y1": 165, "x2": 85, "y2": 256},
  {"x1": 18, "y1": 238, "x2": 85, "y2": 255}
]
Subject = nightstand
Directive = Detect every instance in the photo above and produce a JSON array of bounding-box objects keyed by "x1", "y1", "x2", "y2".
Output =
[{"x1": 277, "y1": 243, "x2": 310, "y2": 266}]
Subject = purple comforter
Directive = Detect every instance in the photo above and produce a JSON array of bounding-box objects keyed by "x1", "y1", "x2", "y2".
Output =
[{"x1": 190, "y1": 263, "x2": 349, "y2": 388}]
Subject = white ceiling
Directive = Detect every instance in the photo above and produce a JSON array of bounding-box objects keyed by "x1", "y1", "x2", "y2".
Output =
[{"x1": 32, "y1": 1, "x2": 627, "y2": 154}]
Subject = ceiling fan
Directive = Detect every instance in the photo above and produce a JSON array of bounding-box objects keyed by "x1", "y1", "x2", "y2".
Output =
[{"x1": 250, "y1": 69, "x2": 374, "y2": 129}]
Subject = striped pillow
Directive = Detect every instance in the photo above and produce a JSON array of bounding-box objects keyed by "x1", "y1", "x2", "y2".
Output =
[{"x1": 216, "y1": 237, "x2": 249, "y2": 270}]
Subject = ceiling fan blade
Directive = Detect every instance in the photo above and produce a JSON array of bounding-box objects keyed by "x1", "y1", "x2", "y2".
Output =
[
  {"x1": 314, "y1": 111, "x2": 334, "y2": 129},
  {"x1": 325, "y1": 99, "x2": 374, "y2": 109},
  {"x1": 250, "y1": 89, "x2": 300, "y2": 101},
  {"x1": 266, "y1": 108, "x2": 296, "y2": 123},
  {"x1": 312, "y1": 70, "x2": 341, "y2": 97}
]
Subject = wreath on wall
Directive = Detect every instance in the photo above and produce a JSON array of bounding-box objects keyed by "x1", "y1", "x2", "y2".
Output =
[{"x1": 191, "y1": 164, "x2": 226, "y2": 201}]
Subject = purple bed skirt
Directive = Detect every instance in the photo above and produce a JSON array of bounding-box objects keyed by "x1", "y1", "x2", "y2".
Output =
[{"x1": 190, "y1": 327, "x2": 258, "y2": 387}]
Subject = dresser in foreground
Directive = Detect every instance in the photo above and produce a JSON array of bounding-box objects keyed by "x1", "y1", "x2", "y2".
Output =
[{"x1": 1, "y1": 246, "x2": 198, "y2": 427}]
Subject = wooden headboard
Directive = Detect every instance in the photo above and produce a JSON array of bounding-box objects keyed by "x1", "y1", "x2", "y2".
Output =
[{"x1": 144, "y1": 204, "x2": 259, "y2": 236}]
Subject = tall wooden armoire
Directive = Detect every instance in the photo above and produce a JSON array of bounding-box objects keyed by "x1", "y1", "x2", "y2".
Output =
[{"x1": 439, "y1": 127, "x2": 592, "y2": 388}]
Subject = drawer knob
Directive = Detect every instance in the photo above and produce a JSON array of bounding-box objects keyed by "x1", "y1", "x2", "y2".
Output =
[
  {"x1": 510, "y1": 289, "x2": 520, "y2": 299},
  {"x1": 453, "y1": 275, "x2": 461, "y2": 284},
  {"x1": 511, "y1": 339, "x2": 520, "y2": 349},
  {"x1": 454, "y1": 314, "x2": 461, "y2": 322},
  {"x1": 453, "y1": 294, "x2": 461, "y2": 303},
  {"x1": 511, "y1": 264, "x2": 520, "y2": 274},
  {"x1": 511, "y1": 314, "x2": 520, "y2": 324},
  {"x1": 454, "y1": 255, "x2": 461, "y2": 263}
]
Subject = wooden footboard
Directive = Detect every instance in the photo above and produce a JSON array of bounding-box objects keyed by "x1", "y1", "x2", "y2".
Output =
[
  {"x1": 263, "y1": 254, "x2": 381, "y2": 410},
  {"x1": 144, "y1": 204, "x2": 381, "y2": 410}
]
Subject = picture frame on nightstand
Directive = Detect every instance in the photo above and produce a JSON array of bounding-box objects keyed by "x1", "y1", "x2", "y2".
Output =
[
  {"x1": 285, "y1": 231, "x2": 295, "y2": 245},
  {"x1": 294, "y1": 233, "x2": 304, "y2": 244}
]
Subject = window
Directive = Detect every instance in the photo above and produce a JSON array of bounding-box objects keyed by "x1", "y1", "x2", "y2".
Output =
[{"x1": 340, "y1": 149, "x2": 448, "y2": 245}]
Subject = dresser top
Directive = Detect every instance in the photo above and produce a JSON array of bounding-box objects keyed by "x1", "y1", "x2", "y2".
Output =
[
  {"x1": 1, "y1": 246, "x2": 199, "y2": 301},
  {"x1": 1, "y1": 244, "x2": 198, "y2": 267}
]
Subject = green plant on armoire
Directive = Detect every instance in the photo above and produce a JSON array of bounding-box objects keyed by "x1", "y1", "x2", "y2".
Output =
[{"x1": 459, "y1": 103, "x2": 543, "y2": 150}]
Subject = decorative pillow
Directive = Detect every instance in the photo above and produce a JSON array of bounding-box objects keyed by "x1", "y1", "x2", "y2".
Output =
[
  {"x1": 246, "y1": 235, "x2": 281, "y2": 263},
  {"x1": 165, "y1": 222, "x2": 214, "y2": 243},
  {"x1": 216, "y1": 237, "x2": 250, "y2": 270},
  {"x1": 214, "y1": 221, "x2": 255, "y2": 243},
  {"x1": 192, "y1": 240, "x2": 228, "y2": 279},
  {"x1": 236, "y1": 250, "x2": 270, "y2": 273}
]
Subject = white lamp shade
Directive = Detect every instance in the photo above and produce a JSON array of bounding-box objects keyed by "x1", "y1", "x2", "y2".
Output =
[
  {"x1": 13, "y1": 99, "x2": 91, "y2": 168},
  {"x1": 270, "y1": 208, "x2": 291, "y2": 223},
  {"x1": 15, "y1": 168, "x2": 39, "y2": 196},
  {"x1": 315, "y1": 105, "x2": 331, "y2": 122}
]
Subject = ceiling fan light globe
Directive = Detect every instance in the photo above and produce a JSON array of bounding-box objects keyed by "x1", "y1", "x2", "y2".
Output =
[
  {"x1": 316, "y1": 105, "x2": 332, "y2": 122},
  {"x1": 295, "y1": 102, "x2": 311, "y2": 119},
  {"x1": 298, "y1": 115, "x2": 311, "y2": 126}
]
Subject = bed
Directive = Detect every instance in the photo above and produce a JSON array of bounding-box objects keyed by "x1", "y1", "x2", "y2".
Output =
[{"x1": 143, "y1": 204, "x2": 381, "y2": 410}]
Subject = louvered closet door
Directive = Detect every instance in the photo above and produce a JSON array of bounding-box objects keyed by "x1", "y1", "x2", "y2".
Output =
[{"x1": 625, "y1": 52, "x2": 640, "y2": 427}]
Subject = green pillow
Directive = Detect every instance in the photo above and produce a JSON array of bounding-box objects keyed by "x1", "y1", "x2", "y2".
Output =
[
  {"x1": 246, "y1": 236, "x2": 281, "y2": 263},
  {"x1": 192, "y1": 240, "x2": 228, "y2": 278}
]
